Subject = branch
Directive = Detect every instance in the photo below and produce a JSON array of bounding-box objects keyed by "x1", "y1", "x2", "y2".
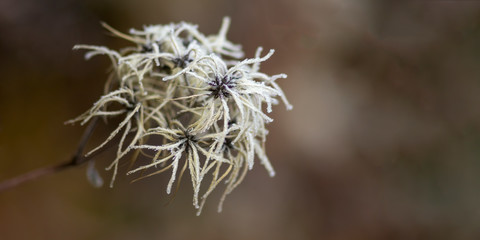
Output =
[{"x1": 0, "y1": 117, "x2": 106, "y2": 192}]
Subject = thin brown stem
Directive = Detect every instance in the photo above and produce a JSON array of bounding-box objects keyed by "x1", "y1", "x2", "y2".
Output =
[
  {"x1": 0, "y1": 117, "x2": 107, "y2": 193},
  {"x1": 0, "y1": 161, "x2": 72, "y2": 192}
]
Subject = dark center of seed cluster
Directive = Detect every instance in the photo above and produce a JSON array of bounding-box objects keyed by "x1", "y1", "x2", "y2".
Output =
[{"x1": 209, "y1": 74, "x2": 238, "y2": 99}]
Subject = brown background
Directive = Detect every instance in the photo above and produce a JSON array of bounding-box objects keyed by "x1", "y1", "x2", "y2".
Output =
[{"x1": 1, "y1": 0, "x2": 480, "y2": 239}]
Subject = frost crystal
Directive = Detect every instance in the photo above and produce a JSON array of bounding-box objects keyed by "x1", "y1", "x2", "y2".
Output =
[{"x1": 67, "y1": 17, "x2": 292, "y2": 214}]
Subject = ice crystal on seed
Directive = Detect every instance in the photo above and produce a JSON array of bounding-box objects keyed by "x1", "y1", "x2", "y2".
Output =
[{"x1": 67, "y1": 17, "x2": 292, "y2": 214}]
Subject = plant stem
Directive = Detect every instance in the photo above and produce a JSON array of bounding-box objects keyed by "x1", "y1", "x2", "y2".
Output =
[{"x1": 0, "y1": 117, "x2": 103, "y2": 192}]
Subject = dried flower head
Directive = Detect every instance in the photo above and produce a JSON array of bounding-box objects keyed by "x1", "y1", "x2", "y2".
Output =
[{"x1": 67, "y1": 17, "x2": 292, "y2": 214}]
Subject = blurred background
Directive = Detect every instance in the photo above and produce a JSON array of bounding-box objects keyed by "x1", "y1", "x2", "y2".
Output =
[{"x1": 1, "y1": 0, "x2": 480, "y2": 239}]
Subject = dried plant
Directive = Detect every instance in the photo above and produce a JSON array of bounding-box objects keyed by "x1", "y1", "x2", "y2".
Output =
[{"x1": 5, "y1": 17, "x2": 291, "y2": 215}]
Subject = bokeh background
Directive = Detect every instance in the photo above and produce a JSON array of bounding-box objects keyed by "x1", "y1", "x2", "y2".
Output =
[{"x1": 1, "y1": 0, "x2": 480, "y2": 239}]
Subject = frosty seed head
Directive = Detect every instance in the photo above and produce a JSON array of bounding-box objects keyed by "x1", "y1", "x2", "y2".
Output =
[{"x1": 68, "y1": 17, "x2": 291, "y2": 214}]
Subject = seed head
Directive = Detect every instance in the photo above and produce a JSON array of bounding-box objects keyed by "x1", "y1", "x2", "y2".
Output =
[{"x1": 68, "y1": 17, "x2": 292, "y2": 214}]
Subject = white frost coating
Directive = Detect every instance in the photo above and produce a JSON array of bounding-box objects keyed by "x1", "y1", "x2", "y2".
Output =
[
  {"x1": 166, "y1": 150, "x2": 183, "y2": 194},
  {"x1": 68, "y1": 17, "x2": 291, "y2": 214},
  {"x1": 254, "y1": 140, "x2": 275, "y2": 177},
  {"x1": 247, "y1": 132, "x2": 255, "y2": 170}
]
